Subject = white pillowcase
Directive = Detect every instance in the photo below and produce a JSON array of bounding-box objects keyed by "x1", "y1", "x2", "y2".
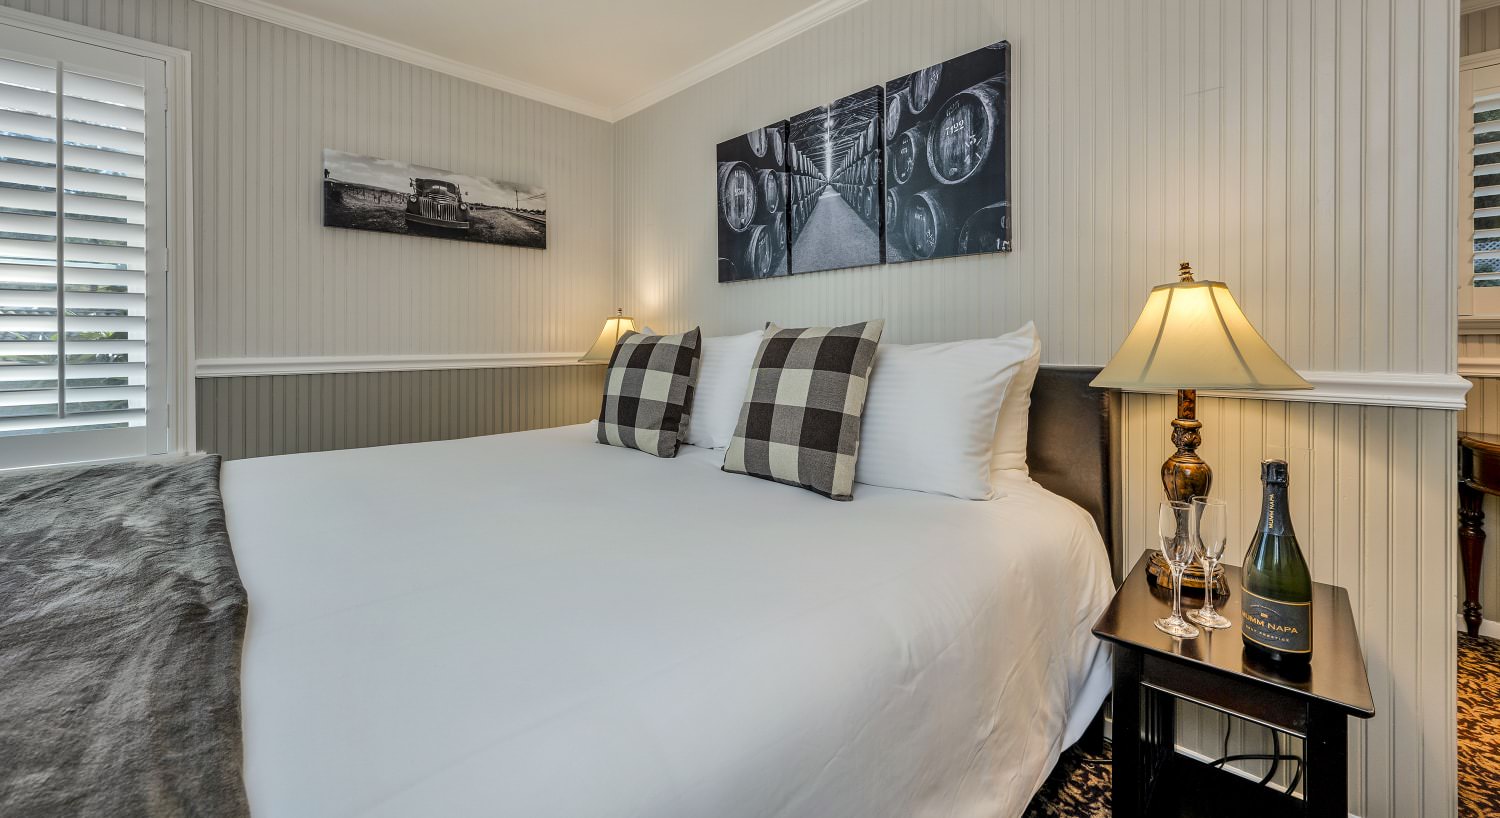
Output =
[
  {"x1": 684, "y1": 330, "x2": 763, "y2": 449},
  {"x1": 989, "y1": 322, "x2": 1041, "y2": 475},
  {"x1": 855, "y1": 332, "x2": 1035, "y2": 500}
]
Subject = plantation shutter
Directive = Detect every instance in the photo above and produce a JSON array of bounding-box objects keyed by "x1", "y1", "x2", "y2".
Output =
[
  {"x1": 1462, "y1": 62, "x2": 1500, "y2": 317},
  {"x1": 0, "y1": 24, "x2": 167, "y2": 469}
]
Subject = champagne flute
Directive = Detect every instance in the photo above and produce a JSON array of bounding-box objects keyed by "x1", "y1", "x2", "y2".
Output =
[
  {"x1": 1187, "y1": 497, "x2": 1232, "y2": 629},
  {"x1": 1156, "y1": 500, "x2": 1200, "y2": 638}
]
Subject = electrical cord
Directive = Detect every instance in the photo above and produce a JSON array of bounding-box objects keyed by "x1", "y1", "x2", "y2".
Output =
[{"x1": 1207, "y1": 718, "x2": 1304, "y2": 791}]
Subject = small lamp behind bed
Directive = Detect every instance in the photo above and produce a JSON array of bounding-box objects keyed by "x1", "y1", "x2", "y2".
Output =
[
  {"x1": 580, "y1": 309, "x2": 638, "y2": 363},
  {"x1": 1090, "y1": 262, "x2": 1311, "y2": 591}
]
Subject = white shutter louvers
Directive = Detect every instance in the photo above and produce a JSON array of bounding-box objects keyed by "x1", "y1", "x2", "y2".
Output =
[{"x1": 0, "y1": 54, "x2": 149, "y2": 439}]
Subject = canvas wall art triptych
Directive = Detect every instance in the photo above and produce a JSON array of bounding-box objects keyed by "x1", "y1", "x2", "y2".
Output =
[{"x1": 716, "y1": 41, "x2": 1010, "y2": 283}]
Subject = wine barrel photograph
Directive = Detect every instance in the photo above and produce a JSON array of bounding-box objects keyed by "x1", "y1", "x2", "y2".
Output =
[
  {"x1": 786, "y1": 85, "x2": 883, "y2": 275},
  {"x1": 716, "y1": 121, "x2": 789, "y2": 282},
  {"x1": 883, "y1": 41, "x2": 1010, "y2": 263}
]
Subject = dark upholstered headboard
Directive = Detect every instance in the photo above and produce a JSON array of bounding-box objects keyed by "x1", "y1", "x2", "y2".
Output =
[{"x1": 1025, "y1": 366, "x2": 1120, "y2": 564}]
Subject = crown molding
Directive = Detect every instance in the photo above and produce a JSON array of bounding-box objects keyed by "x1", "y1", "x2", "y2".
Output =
[
  {"x1": 1465, "y1": 0, "x2": 1500, "y2": 14},
  {"x1": 190, "y1": 0, "x2": 613, "y2": 120},
  {"x1": 609, "y1": 0, "x2": 870, "y2": 120},
  {"x1": 192, "y1": 0, "x2": 869, "y2": 123},
  {"x1": 1119, "y1": 370, "x2": 1471, "y2": 411},
  {"x1": 196, "y1": 352, "x2": 597, "y2": 377}
]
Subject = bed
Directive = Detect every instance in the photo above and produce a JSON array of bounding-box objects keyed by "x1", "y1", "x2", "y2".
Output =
[{"x1": 222, "y1": 367, "x2": 1119, "y2": 818}]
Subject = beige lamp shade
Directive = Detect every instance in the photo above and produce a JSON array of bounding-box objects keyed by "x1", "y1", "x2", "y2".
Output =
[
  {"x1": 579, "y1": 310, "x2": 638, "y2": 363},
  {"x1": 1091, "y1": 274, "x2": 1311, "y2": 391}
]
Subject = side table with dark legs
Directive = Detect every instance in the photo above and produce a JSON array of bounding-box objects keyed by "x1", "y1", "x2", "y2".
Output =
[
  {"x1": 1093, "y1": 554, "x2": 1375, "y2": 818},
  {"x1": 1459, "y1": 433, "x2": 1499, "y2": 637}
]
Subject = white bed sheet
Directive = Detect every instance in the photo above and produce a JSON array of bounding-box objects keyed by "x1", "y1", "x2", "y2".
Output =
[{"x1": 223, "y1": 423, "x2": 1113, "y2": 818}]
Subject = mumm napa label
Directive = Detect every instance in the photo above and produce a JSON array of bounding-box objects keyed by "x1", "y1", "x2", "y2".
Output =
[{"x1": 1241, "y1": 587, "x2": 1312, "y2": 654}]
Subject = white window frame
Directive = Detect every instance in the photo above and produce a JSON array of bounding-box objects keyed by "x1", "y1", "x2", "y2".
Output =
[{"x1": 0, "y1": 6, "x2": 193, "y2": 468}]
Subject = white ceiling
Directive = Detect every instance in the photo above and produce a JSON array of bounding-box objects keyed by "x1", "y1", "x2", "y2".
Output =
[{"x1": 206, "y1": 0, "x2": 863, "y2": 120}]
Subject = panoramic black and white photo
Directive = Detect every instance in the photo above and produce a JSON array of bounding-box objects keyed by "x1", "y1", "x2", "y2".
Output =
[
  {"x1": 884, "y1": 41, "x2": 1010, "y2": 263},
  {"x1": 322, "y1": 149, "x2": 547, "y2": 249},
  {"x1": 786, "y1": 86, "x2": 882, "y2": 275},
  {"x1": 716, "y1": 122, "x2": 789, "y2": 282}
]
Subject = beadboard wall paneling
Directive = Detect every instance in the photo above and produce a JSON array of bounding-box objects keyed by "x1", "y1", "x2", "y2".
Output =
[
  {"x1": 1464, "y1": 7, "x2": 1500, "y2": 56},
  {"x1": 196, "y1": 364, "x2": 605, "y2": 460},
  {"x1": 0, "y1": 0, "x2": 615, "y2": 361},
  {"x1": 615, "y1": 0, "x2": 1454, "y2": 379},
  {"x1": 614, "y1": 1, "x2": 1458, "y2": 815},
  {"x1": 1123, "y1": 394, "x2": 1456, "y2": 812}
]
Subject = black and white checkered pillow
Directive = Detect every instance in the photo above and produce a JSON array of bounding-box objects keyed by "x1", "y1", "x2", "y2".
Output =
[
  {"x1": 723, "y1": 320, "x2": 885, "y2": 500},
  {"x1": 597, "y1": 328, "x2": 702, "y2": 457}
]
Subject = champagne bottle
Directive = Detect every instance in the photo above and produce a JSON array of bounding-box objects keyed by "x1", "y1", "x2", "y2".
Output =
[{"x1": 1241, "y1": 459, "x2": 1313, "y2": 663}]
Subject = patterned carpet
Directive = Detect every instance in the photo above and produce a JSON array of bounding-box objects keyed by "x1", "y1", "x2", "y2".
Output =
[
  {"x1": 1019, "y1": 632, "x2": 1500, "y2": 817},
  {"x1": 1022, "y1": 744, "x2": 1110, "y2": 817},
  {"x1": 1460, "y1": 633, "x2": 1500, "y2": 818}
]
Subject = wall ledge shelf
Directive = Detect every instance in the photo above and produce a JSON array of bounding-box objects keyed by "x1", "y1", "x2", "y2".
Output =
[
  {"x1": 197, "y1": 352, "x2": 594, "y2": 377},
  {"x1": 1459, "y1": 316, "x2": 1500, "y2": 335},
  {"x1": 1119, "y1": 370, "x2": 1471, "y2": 410}
]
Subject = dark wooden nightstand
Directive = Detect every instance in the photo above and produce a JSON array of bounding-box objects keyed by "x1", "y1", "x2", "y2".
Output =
[{"x1": 1092, "y1": 553, "x2": 1375, "y2": 818}]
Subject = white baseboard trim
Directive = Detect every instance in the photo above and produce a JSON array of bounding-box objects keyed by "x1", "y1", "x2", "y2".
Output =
[
  {"x1": 1121, "y1": 370, "x2": 1470, "y2": 411},
  {"x1": 195, "y1": 352, "x2": 596, "y2": 377},
  {"x1": 1456, "y1": 615, "x2": 1500, "y2": 639}
]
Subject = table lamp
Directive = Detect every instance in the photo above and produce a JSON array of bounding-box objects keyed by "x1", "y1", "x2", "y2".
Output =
[
  {"x1": 580, "y1": 309, "x2": 637, "y2": 363},
  {"x1": 1091, "y1": 262, "x2": 1312, "y2": 590}
]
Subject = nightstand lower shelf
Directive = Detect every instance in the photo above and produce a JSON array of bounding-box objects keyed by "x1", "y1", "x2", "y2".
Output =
[{"x1": 1143, "y1": 754, "x2": 1300, "y2": 818}]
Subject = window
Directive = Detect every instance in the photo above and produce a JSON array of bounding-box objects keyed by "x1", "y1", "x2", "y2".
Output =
[
  {"x1": 0, "y1": 21, "x2": 171, "y2": 469},
  {"x1": 1462, "y1": 59, "x2": 1500, "y2": 318}
]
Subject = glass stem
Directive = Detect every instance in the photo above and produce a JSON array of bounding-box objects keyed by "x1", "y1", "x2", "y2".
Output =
[
  {"x1": 1171, "y1": 565, "x2": 1184, "y2": 622},
  {"x1": 1202, "y1": 560, "x2": 1217, "y2": 614}
]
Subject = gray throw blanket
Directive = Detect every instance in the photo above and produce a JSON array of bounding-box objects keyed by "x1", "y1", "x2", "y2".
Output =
[{"x1": 0, "y1": 455, "x2": 250, "y2": 817}]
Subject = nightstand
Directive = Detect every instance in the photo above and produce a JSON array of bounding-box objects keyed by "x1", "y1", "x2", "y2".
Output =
[{"x1": 1092, "y1": 553, "x2": 1375, "y2": 818}]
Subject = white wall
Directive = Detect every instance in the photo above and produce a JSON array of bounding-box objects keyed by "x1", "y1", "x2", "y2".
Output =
[
  {"x1": 614, "y1": 1, "x2": 1458, "y2": 815},
  {"x1": 0, "y1": 0, "x2": 617, "y2": 363}
]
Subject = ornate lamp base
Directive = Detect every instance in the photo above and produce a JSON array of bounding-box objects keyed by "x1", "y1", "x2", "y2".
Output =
[
  {"x1": 1147, "y1": 552, "x2": 1226, "y2": 594},
  {"x1": 1145, "y1": 387, "x2": 1225, "y2": 594}
]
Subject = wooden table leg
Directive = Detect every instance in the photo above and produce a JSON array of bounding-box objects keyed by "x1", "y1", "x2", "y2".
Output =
[
  {"x1": 1304, "y1": 703, "x2": 1349, "y2": 818},
  {"x1": 1111, "y1": 648, "x2": 1145, "y2": 818},
  {"x1": 1460, "y1": 481, "x2": 1487, "y2": 637}
]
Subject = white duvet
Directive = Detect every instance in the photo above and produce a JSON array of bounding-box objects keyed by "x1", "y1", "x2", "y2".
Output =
[{"x1": 223, "y1": 423, "x2": 1114, "y2": 818}]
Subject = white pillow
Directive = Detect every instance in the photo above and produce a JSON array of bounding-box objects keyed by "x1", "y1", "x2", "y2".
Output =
[
  {"x1": 855, "y1": 333, "x2": 1034, "y2": 500},
  {"x1": 684, "y1": 330, "x2": 763, "y2": 449},
  {"x1": 989, "y1": 322, "x2": 1041, "y2": 474}
]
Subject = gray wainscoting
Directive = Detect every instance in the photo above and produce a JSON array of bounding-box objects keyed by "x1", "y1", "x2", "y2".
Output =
[{"x1": 197, "y1": 365, "x2": 604, "y2": 460}]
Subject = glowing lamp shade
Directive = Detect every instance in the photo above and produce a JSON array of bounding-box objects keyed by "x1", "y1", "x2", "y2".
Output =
[
  {"x1": 1092, "y1": 263, "x2": 1309, "y2": 594},
  {"x1": 1091, "y1": 277, "x2": 1310, "y2": 391},
  {"x1": 580, "y1": 310, "x2": 638, "y2": 363}
]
